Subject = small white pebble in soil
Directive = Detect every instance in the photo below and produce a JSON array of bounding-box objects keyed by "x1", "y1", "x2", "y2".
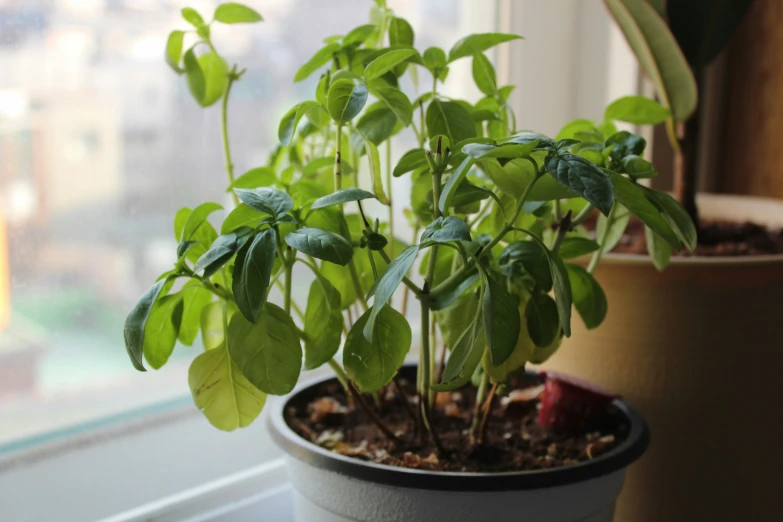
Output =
[{"x1": 547, "y1": 443, "x2": 558, "y2": 457}]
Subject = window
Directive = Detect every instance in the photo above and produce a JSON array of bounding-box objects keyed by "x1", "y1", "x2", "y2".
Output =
[{"x1": 0, "y1": 1, "x2": 638, "y2": 520}]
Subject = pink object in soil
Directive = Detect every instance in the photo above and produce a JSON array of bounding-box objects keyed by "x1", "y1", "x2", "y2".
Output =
[{"x1": 537, "y1": 371, "x2": 620, "y2": 432}]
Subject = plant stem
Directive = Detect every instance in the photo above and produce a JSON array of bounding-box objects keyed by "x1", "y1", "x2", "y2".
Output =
[
  {"x1": 477, "y1": 382, "x2": 498, "y2": 445},
  {"x1": 587, "y1": 203, "x2": 617, "y2": 274},
  {"x1": 347, "y1": 381, "x2": 401, "y2": 445},
  {"x1": 392, "y1": 378, "x2": 418, "y2": 425},
  {"x1": 386, "y1": 140, "x2": 394, "y2": 257},
  {"x1": 550, "y1": 211, "x2": 572, "y2": 254},
  {"x1": 327, "y1": 359, "x2": 352, "y2": 402},
  {"x1": 221, "y1": 65, "x2": 240, "y2": 205},
  {"x1": 283, "y1": 250, "x2": 293, "y2": 315},
  {"x1": 571, "y1": 203, "x2": 594, "y2": 228},
  {"x1": 470, "y1": 370, "x2": 489, "y2": 443}
]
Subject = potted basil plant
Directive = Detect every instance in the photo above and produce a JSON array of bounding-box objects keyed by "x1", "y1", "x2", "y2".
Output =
[{"x1": 124, "y1": 3, "x2": 694, "y2": 521}]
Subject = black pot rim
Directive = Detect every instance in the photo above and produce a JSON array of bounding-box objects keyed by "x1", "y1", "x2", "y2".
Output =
[{"x1": 267, "y1": 366, "x2": 650, "y2": 492}]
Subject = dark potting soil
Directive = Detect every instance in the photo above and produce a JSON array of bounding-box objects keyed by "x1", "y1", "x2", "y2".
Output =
[
  {"x1": 612, "y1": 218, "x2": 783, "y2": 257},
  {"x1": 284, "y1": 374, "x2": 628, "y2": 473}
]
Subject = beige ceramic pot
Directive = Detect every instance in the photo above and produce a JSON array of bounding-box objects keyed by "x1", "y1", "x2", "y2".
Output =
[{"x1": 543, "y1": 194, "x2": 783, "y2": 522}]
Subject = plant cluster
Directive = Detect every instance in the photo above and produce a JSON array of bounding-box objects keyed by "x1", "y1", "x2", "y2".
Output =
[{"x1": 124, "y1": 1, "x2": 695, "y2": 443}]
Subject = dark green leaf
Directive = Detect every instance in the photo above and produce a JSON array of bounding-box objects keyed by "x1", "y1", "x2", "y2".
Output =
[
  {"x1": 327, "y1": 79, "x2": 369, "y2": 123},
  {"x1": 604, "y1": 95, "x2": 670, "y2": 125},
  {"x1": 546, "y1": 250, "x2": 572, "y2": 337},
  {"x1": 279, "y1": 101, "x2": 320, "y2": 145},
  {"x1": 482, "y1": 272, "x2": 521, "y2": 366},
  {"x1": 228, "y1": 303, "x2": 302, "y2": 395},
  {"x1": 124, "y1": 278, "x2": 171, "y2": 371},
  {"x1": 303, "y1": 276, "x2": 343, "y2": 370},
  {"x1": 181, "y1": 202, "x2": 223, "y2": 242},
  {"x1": 177, "y1": 281, "x2": 213, "y2": 346},
  {"x1": 214, "y1": 2, "x2": 263, "y2": 24},
  {"x1": 430, "y1": 271, "x2": 480, "y2": 311},
  {"x1": 181, "y1": 7, "x2": 205, "y2": 27},
  {"x1": 421, "y1": 216, "x2": 471, "y2": 244},
  {"x1": 177, "y1": 240, "x2": 197, "y2": 258},
  {"x1": 165, "y1": 30, "x2": 185, "y2": 73},
  {"x1": 345, "y1": 307, "x2": 411, "y2": 393},
  {"x1": 365, "y1": 49, "x2": 417, "y2": 81},
  {"x1": 234, "y1": 187, "x2": 293, "y2": 218},
  {"x1": 622, "y1": 155, "x2": 657, "y2": 178},
  {"x1": 448, "y1": 33, "x2": 523, "y2": 62},
  {"x1": 371, "y1": 86, "x2": 413, "y2": 125},
  {"x1": 525, "y1": 292, "x2": 560, "y2": 347},
  {"x1": 194, "y1": 230, "x2": 250, "y2": 278},
  {"x1": 426, "y1": 99, "x2": 476, "y2": 145},
  {"x1": 438, "y1": 156, "x2": 475, "y2": 214},
  {"x1": 544, "y1": 153, "x2": 615, "y2": 215},
  {"x1": 233, "y1": 228, "x2": 277, "y2": 323},
  {"x1": 393, "y1": 148, "x2": 427, "y2": 177},
  {"x1": 311, "y1": 188, "x2": 376, "y2": 210},
  {"x1": 355, "y1": 104, "x2": 398, "y2": 145},
  {"x1": 500, "y1": 241, "x2": 543, "y2": 264},
  {"x1": 482, "y1": 158, "x2": 576, "y2": 202},
  {"x1": 364, "y1": 245, "x2": 419, "y2": 340},
  {"x1": 451, "y1": 181, "x2": 491, "y2": 208},
  {"x1": 388, "y1": 17, "x2": 414, "y2": 46},
  {"x1": 645, "y1": 225, "x2": 671, "y2": 271},
  {"x1": 606, "y1": 170, "x2": 681, "y2": 248},
  {"x1": 644, "y1": 188, "x2": 697, "y2": 251},
  {"x1": 228, "y1": 167, "x2": 277, "y2": 191},
  {"x1": 295, "y1": 43, "x2": 340, "y2": 83},
  {"x1": 221, "y1": 204, "x2": 266, "y2": 234},
  {"x1": 606, "y1": 131, "x2": 646, "y2": 160},
  {"x1": 471, "y1": 53, "x2": 497, "y2": 95},
  {"x1": 558, "y1": 237, "x2": 600, "y2": 259},
  {"x1": 566, "y1": 263, "x2": 607, "y2": 329},
  {"x1": 433, "y1": 320, "x2": 484, "y2": 392},
  {"x1": 285, "y1": 228, "x2": 353, "y2": 266}
]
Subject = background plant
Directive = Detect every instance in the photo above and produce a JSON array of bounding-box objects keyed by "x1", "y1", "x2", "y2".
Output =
[
  {"x1": 124, "y1": 0, "x2": 695, "y2": 443},
  {"x1": 604, "y1": 0, "x2": 754, "y2": 226}
]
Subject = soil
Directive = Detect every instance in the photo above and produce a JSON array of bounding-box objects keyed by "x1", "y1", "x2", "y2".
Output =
[
  {"x1": 284, "y1": 373, "x2": 628, "y2": 473},
  {"x1": 592, "y1": 217, "x2": 783, "y2": 257}
]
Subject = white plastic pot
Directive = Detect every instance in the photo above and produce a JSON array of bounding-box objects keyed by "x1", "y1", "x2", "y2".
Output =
[{"x1": 268, "y1": 368, "x2": 649, "y2": 522}]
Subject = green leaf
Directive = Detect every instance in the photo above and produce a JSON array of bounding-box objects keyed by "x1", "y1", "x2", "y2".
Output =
[
  {"x1": 546, "y1": 250, "x2": 572, "y2": 337},
  {"x1": 668, "y1": 0, "x2": 753, "y2": 67},
  {"x1": 214, "y1": 2, "x2": 263, "y2": 24},
  {"x1": 645, "y1": 225, "x2": 671, "y2": 271},
  {"x1": 303, "y1": 276, "x2": 343, "y2": 370},
  {"x1": 438, "y1": 156, "x2": 475, "y2": 214},
  {"x1": 279, "y1": 101, "x2": 320, "y2": 146},
  {"x1": 393, "y1": 148, "x2": 427, "y2": 177},
  {"x1": 165, "y1": 30, "x2": 185, "y2": 73},
  {"x1": 604, "y1": 95, "x2": 670, "y2": 125},
  {"x1": 311, "y1": 188, "x2": 376, "y2": 210},
  {"x1": 364, "y1": 245, "x2": 419, "y2": 340},
  {"x1": 556, "y1": 119, "x2": 600, "y2": 141},
  {"x1": 181, "y1": 202, "x2": 223, "y2": 242},
  {"x1": 371, "y1": 86, "x2": 413, "y2": 125},
  {"x1": 606, "y1": 131, "x2": 646, "y2": 160},
  {"x1": 177, "y1": 281, "x2": 213, "y2": 346},
  {"x1": 221, "y1": 204, "x2": 266, "y2": 234},
  {"x1": 500, "y1": 241, "x2": 543, "y2": 264},
  {"x1": 124, "y1": 278, "x2": 171, "y2": 371},
  {"x1": 343, "y1": 24, "x2": 376, "y2": 46},
  {"x1": 605, "y1": 170, "x2": 681, "y2": 248},
  {"x1": 597, "y1": 202, "x2": 631, "y2": 253},
  {"x1": 434, "y1": 321, "x2": 484, "y2": 392},
  {"x1": 355, "y1": 105, "x2": 398, "y2": 145},
  {"x1": 228, "y1": 167, "x2": 277, "y2": 191},
  {"x1": 388, "y1": 17, "x2": 414, "y2": 46},
  {"x1": 566, "y1": 263, "x2": 607, "y2": 329},
  {"x1": 353, "y1": 129, "x2": 390, "y2": 205},
  {"x1": 434, "y1": 293, "x2": 480, "y2": 350},
  {"x1": 525, "y1": 292, "x2": 560, "y2": 347},
  {"x1": 189, "y1": 342, "x2": 266, "y2": 432},
  {"x1": 421, "y1": 216, "x2": 471, "y2": 244},
  {"x1": 448, "y1": 33, "x2": 523, "y2": 62},
  {"x1": 482, "y1": 272, "x2": 521, "y2": 366},
  {"x1": 181, "y1": 7, "x2": 205, "y2": 27},
  {"x1": 194, "y1": 230, "x2": 249, "y2": 278},
  {"x1": 426, "y1": 99, "x2": 476, "y2": 146},
  {"x1": 604, "y1": 0, "x2": 697, "y2": 121},
  {"x1": 327, "y1": 79, "x2": 369, "y2": 123},
  {"x1": 422, "y1": 47, "x2": 447, "y2": 73},
  {"x1": 233, "y1": 228, "x2": 277, "y2": 323},
  {"x1": 471, "y1": 53, "x2": 497, "y2": 95},
  {"x1": 285, "y1": 228, "x2": 353, "y2": 266},
  {"x1": 558, "y1": 237, "x2": 600, "y2": 259},
  {"x1": 365, "y1": 49, "x2": 417, "y2": 81},
  {"x1": 622, "y1": 155, "x2": 657, "y2": 178},
  {"x1": 184, "y1": 50, "x2": 229, "y2": 107},
  {"x1": 344, "y1": 307, "x2": 411, "y2": 393},
  {"x1": 201, "y1": 301, "x2": 227, "y2": 351},
  {"x1": 482, "y1": 158, "x2": 576, "y2": 202},
  {"x1": 295, "y1": 43, "x2": 340, "y2": 83},
  {"x1": 234, "y1": 188, "x2": 293, "y2": 218},
  {"x1": 228, "y1": 303, "x2": 302, "y2": 395},
  {"x1": 143, "y1": 291, "x2": 184, "y2": 370},
  {"x1": 544, "y1": 153, "x2": 615, "y2": 215},
  {"x1": 463, "y1": 140, "x2": 538, "y2": 160},
  {"x1": 301, "y1": 157, "x2": 334, "y2": 176},
  {"x1": 644, "y1": 188, "x2": 697, "y2": 251}
]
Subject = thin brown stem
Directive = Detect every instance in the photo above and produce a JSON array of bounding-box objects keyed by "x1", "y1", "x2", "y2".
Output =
[
  {"x1": 477, "y1": 382, "x2": 499, "y2": 445},
  {"x1": 392, "y1": 378, "x2": 418, "y2": 425},
  {"x1": 348, "y1": 381, "x2": 401, "y2": 445}
]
